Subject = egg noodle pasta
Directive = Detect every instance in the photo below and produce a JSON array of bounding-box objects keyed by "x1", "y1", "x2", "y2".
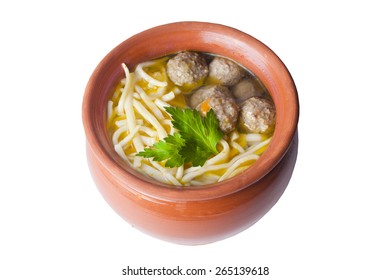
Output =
[
  {"x1": 161, "y1": 91, "x2": 176, "y2": 102},
  {"x1": 230, "y1": 140, "x2": 245, "y2": 154},
  {"x1": 136, "y1": 85, "x2": 165, "y2": 120},
  {"x1": 117, "y1": 63, "x2": 134, "y2": 115},
  {"x1": 112, "y1": 125, "x2": 128, "y2": 146},
  {"x1": 107, "y1": 56, "x2": 273, "y2": 186},
  {"x1": 124, "y1": 94, "x2": 143, "y2": 154},
  {"x1": 119, "y1": 125, "x2": 140, "y2": 147},
  {"x1": 135, "y1": 61, "x2": 168, "y2": 87}
]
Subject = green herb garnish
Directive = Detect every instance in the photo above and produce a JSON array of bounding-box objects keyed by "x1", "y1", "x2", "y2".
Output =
[{"x1": 137, "y1": 107, "x2": 223, "y2": 167}]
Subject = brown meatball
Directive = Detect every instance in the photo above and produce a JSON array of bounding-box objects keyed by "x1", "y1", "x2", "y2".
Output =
[
  {"x1": 232, "y1": 78, "x2": 265, "y2": 102},
  {"x1": 167, "y1": 51, "x2": 209, "y2": 87},
  {"x1": 190, "y1": 85, "x2": 238, "y2": 133},
  {"x1": 238, "y1": 97, "x2": 276, "y2": 134},
  {"x1": 188, "y1": 85, "x2": 220, "y2": 109},
  {"x1": 208, "y1": 56, "x2": 244, "y2": 86}
]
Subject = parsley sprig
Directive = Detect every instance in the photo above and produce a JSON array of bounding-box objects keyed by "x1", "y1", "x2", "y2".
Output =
[{"x1": 137, "y1": 107, "x2": 223, "y2": 167}]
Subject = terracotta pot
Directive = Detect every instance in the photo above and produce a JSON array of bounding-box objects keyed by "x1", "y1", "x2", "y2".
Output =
[{"x1": 82, "y1": 22, "x2": 299, "y2": 245}]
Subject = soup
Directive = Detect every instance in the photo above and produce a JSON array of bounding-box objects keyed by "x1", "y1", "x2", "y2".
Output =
[{"x1": 107, "y1": 51, "x2": 276, "y2": 186}]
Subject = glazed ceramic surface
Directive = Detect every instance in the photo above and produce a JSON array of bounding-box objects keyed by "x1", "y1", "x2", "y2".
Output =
[{"x1": 82, "y1": 22, "x2": 299, "y2": 245}]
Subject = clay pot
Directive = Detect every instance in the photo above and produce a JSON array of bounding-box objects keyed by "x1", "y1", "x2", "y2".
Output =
[{"x1": 82, "y1": 22, "x2": 299, "y2": 245}]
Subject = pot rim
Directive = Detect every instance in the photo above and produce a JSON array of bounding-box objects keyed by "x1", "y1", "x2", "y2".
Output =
[{"x1": 82, "y1": 21, "x2": 299, "y2": 202}]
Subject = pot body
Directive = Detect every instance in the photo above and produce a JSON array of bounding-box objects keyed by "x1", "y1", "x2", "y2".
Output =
[
  {"x1": 83, "y1": 22, "x2": 299, "y2": 245},
  {"x1": 86, "y1": 133, "x2": 298, "y2": 245}
]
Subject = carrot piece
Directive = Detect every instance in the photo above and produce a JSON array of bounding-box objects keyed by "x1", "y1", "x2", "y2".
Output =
[{"x1": 200, "y1": 98, "x2": 211, "y2": 113}]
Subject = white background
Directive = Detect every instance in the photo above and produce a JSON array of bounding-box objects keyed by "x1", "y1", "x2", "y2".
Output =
[{"x1": 1, "y1": 0, "x2": 389, "y2": 279}]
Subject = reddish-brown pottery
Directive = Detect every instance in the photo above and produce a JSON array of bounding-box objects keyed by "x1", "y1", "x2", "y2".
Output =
[{"x1": 82, "y1": 22, "x2": 299, "y2": 245}]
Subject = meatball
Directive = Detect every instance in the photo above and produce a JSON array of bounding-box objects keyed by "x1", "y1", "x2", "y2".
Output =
[
  {"x1": 188, "y1": 85, "x2": 221, "y2": 109},
  {"x1": 232, "y1": 78, "x2": 265, "y2": 102},
  {"x1": 208, "y1": 56, "x2": 244, "y2": 86},
  {"x1": 167, "y1": 51, "x2": 209, "y2": 87},
  {"x1": 238, "y1": 97, "x2": 276, "y2": 134},
  {"x1": 190, "y1": 85, "x2": 238, "y2": 133}
]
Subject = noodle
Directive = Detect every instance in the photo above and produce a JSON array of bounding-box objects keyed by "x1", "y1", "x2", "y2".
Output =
[
  {"x1": 139, "y1": 126, "x2": 157, "y2": 137},
  {"x1": 230, "y1": 140, "x2": 245, "y2": 154},
  {"x1": 218, "y1": 154, "x2": 259, "y2": 182},
  {"x1": 107, "y1": 100, "x2": 114, "y2": 122},
  {"x1": 135, "y1": 62, "x2": 168, "y2": 87},
  {"x1": 136, "y1": 85, "x2": 165, "y2": 120},
  {"x1": 140, "y1": 136, "x2": 156, "y2": 146},
  {"x1": 149, "y1": 160, "x2": 182, "y2": 186},
  {"x1": 119, "y1": 125, "x2": 141, "y2": 147},
  {"x1": 132, "y1": 99, "x2": 167, "y2": 140},
  {"x1": 124, "y1": 94, "x2": 143, "y2": 153},
  {"x1": 117, "y1": 63, "x2": 134, "y2": 115},
  {"x1": 114, "y1": 143, "x2": 130, "y2": 164},
  {"x1": 154, "y1": 98, "x2": 171, "y2": 111},
  {"x1": 161, "y1": 91, "x2": 175, "y2": 102},
  {"x1": 112, "y1": 125, "x2": 128, "y2": 146}
]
